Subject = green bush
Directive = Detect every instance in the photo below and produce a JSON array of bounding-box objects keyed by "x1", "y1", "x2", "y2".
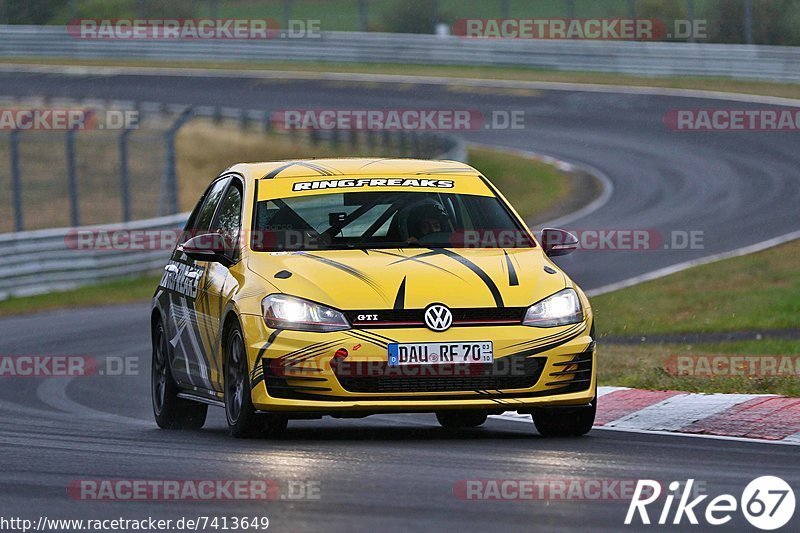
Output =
[
  {"x1": 707, "y1": 0, "x2": 800, "y2": 45},
  {"x1": 379, "y1": 0, "x2": 450, "y2": 34}
]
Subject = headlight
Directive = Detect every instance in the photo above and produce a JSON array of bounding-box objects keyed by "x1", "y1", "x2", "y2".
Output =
[
  {"x1": 523, "y1": 288, "x2": 583, "y2": 327},
  {"x1": 262, "y1": 294, "x2": 350, "y2": 332}
]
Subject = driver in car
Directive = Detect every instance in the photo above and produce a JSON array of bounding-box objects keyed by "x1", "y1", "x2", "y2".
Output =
[{"x1": 406, "y1": 202, "x2": 450, "y2": 245}]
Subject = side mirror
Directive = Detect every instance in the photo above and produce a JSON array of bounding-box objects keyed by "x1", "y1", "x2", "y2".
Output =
[
  {"x1": 541, "y1": 228, "x2": 578, "y2": 257},
  {"x1": 180, "y1": 233, "x2": 231, "y2": 265}
]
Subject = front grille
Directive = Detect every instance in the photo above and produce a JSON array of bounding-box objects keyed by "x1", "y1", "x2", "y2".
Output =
[
  {"x1": 335, "y1": 356, "x2": 546, "y2": 393},
  {"x1": 345, "y1": 307, "x2": 527, "y2": 328}
]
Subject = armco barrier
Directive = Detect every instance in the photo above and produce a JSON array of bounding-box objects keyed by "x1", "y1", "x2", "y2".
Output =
[
  {"x1": 0, "y1": 127, "x2": 465, "y2": 300},
  {"x1": 0, "y1": 212, "x2": 188, "y2": 300},
  {"x1": 0, "y1": 26, "x2": 798, "y2": 82}
]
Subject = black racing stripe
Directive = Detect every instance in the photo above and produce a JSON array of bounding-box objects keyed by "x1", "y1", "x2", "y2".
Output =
[
  {"x1": 504, "y1": 250, "x2": 519, "y2": 287},
  {"x1": 346, "y1": 331, "x2": 387, "y2": 350},
  {"x1": 437, "y1": 249, "x2": 504, "y2": 308},
  {"x1": 297, "y1": 161, "x2": 342, "y2": 176},
  {"x1": 263, "y1": 161, "x2": 332, "y2": 179},
  {"x1": 393, "y1": 277, "x2": 406, "y2": 310},
  {"x1": 389, "y1": 250, "x2": 440, "y2": 262},
  {"x1": 505, "y1": 322, "x2": 586, "y2": 350},
  {"x1": 280, "y1": 338, "x2": 343, "y2": 362},
  {"x1": 182, "y1": 296, "x2": 216, "y2": 389},
  {"x1": 250, "y1": 374, "x2": 265, "y2": 389},
  {"x1": 378, "y1": 250, "x2": 465, "y2": 279},
  {"x1": 289, "y1": 339, "x2": 349, "y2": 365},
  {"x1": 504, "y1": 326, "x2": 587, "y2": 359},
  {"x1": 251, "y1": 329, "x2": 282, "y2": 380},
  {"x1": 346, "y1": 330, "x2": 396, "y2": 349},
  {"x1": 352, "y1": 328, "x2": 398, "y2": 345},
  {"x1": 263, "y1": 162, "x2": 298, "y2": 179},
  {"x1": 298, "y1": 252, "x2": 387, "y2": 300},
  {"x1": 347, "y1": 330, "x2": 389, "y2": 348}
]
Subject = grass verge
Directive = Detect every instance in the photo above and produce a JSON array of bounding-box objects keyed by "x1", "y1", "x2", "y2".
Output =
[
  {"x1": 594, "y1": 239, "x2": 800, "y2": 395},
  {"x1": 0, "y1": 275, "x2": 161, "y2": 318}
]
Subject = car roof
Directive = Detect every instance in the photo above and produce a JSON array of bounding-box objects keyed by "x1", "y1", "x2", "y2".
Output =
[{"x1": 227, "y1": 158, "x2": 481, "y2": 181}]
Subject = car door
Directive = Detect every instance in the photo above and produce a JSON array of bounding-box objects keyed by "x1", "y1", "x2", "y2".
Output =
[
  {"x1": 162, "y1": 177, "x2": 230, "y2": 391},
  {"x1": 197, "y1": 177, "x2": 244, "y2": 393}
]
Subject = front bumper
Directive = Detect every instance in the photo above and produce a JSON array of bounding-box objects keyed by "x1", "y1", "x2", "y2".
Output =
[{"x1": 240, "y1": 313, "x2": 596, "y2": 414}]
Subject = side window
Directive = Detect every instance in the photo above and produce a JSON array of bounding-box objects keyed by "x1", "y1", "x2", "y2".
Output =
[
  {"x1": 192, "y1": 179, "x2": 230, "y2": 235},
  {"x1": 212, "y1": 182, "x2": 243, "y2": 256},
  {"x1": 181, "y1": 179, "x2": 229, "y2": 245}
]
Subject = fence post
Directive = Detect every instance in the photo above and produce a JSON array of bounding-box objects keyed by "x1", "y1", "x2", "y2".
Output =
[
  {"x1": 283, "y1": 0, "x2": 292, "y2": 28},
  {"x1": 358, "y1": 0, "x2": 368, "y2": 32},
  {"x1": 10, "y1": 129, "x2": 23, "y2": 231},
  {"x1": 263, "y1": 109, "x2": 272, "y2": 133},
  {"x1": 161, "y1": 107, "x2": 194, "y2": 216},
  {"x1": 66, "y1": 127, "x2": 80, "y2": 227},
  {"x1": 119, "y1": 127, "x2": 133, "y2": 222},
  {"x1": 743, "y1": 0, "x2": 753, "y2": 44}
]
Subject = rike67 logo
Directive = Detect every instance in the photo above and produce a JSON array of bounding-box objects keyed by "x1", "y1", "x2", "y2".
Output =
[{"x1": 626, "y1": 477, "x2": 795, "y2": 530}]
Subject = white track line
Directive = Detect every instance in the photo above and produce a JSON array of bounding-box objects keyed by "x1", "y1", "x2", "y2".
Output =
[
  {"x1": 586, "y1": 229, "x2": 800, "y2": 297},
  {"x1": 466, "y1": 142, "x2": 615, "y2": 229}
]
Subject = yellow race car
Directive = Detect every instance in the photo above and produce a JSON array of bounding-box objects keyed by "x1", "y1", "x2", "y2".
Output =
[{"x1": 151, "y1": 158, "x2": 595, "y2": 438}]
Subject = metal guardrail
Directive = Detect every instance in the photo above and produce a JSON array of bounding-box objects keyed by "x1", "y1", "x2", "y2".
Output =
[
  {"x1": 0, "y1": 213, "x2": 188, "y2": 300},
  {"x1": 0, "y1": 25, "x2": 799, "y2": 82},
  {"x1": 0, "y1": 122, "x2": 465, "y2": 300}
]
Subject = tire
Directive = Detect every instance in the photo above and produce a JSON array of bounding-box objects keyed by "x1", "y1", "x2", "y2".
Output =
[
  {"x1": 532, "y1": 397, "x2": 596, "y2": 437},
  {"x1": 224, "y1": 322, "x2": 288, "y2": 439},
  {"x1": 151, "y1": 318, "x2": 208, "y2": 430},
  {"x1": 436, "y1": 411, "x2": 488, "y2": 428}
]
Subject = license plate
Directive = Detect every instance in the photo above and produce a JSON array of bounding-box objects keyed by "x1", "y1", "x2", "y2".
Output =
[{"x1": 387, "y1": 342, "x2": 493, "y2": 366}]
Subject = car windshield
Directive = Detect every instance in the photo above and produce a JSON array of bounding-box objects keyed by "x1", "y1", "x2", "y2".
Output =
[{"x1": 252, "y1": 191, "x2": 535, "y2": 251}]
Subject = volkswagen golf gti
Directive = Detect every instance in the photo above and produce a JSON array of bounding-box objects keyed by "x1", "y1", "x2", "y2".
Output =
[{"x1": 151, "y1": 158, "x2": 595, "y2": 438}]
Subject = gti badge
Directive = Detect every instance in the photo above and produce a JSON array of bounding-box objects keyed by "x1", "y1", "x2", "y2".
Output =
[{"x1": 424, "y1": 304, "x2": 453, "y2": 332}]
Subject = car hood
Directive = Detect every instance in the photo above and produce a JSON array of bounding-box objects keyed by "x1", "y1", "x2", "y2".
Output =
[{"x1": 247, "y1": 248, "x2": 565, "y2": 311}]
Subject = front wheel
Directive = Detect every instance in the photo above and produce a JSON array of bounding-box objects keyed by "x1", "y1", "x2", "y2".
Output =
[
  {"x1": 224, "y1": 322, "x2": 288, "y2": 438},
  {"x1": 151, "y1": 319, "x2": 207, "y2": 430},
  {"x1": 532, "y1": 398, "x2": 596, "y2": 437}
]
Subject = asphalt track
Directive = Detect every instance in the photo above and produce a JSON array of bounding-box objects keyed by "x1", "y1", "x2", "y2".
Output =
[{"x1": 1, "y1": 69, "x2": 799, "y2": 531}]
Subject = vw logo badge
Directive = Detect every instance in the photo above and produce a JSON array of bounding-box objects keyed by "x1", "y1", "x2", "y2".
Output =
[{"x1": 424, "y1": 304, "x2": 452, "y2": 332}]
